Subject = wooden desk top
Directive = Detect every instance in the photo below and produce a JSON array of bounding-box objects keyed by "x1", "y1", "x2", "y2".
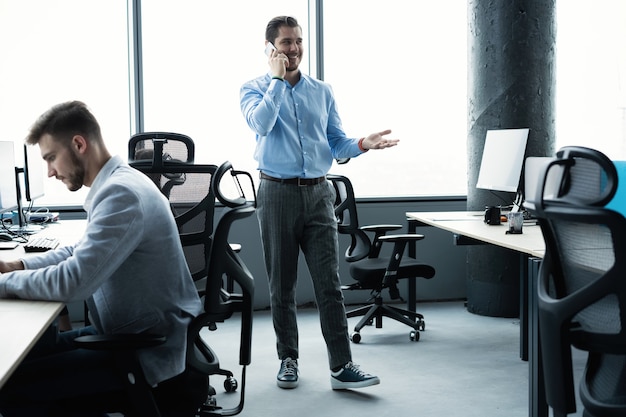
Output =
[
  {"x1": 0, "y1": 299, "x2": 64, "y2": 388},
  {"x1": 0, "y1": 219, "x2": 86, "y2": 388},
  {"x1": 406, "y1": 211, "x2": 545, "y2": 258}
]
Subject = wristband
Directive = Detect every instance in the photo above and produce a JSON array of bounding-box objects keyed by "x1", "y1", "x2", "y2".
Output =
[
  {"x1": 272, "y1": 76, "x2": 284, "y2": 81},
  {"x1": 358, "y1": 137, "x2": 368, "y2": 152}
]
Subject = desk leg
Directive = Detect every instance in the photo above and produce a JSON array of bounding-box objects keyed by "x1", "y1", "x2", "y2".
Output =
[
  {"x1": 407, "y1": 219, "x2": 418, "y2": 313},
  {"x1": 520, "y1": 253, "x2": 529, "y2": 361},
  {"x1": 528, "y1": 257, "x2": 547, "y2": 417}
]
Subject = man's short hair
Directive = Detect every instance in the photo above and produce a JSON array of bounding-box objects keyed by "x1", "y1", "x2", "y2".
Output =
[
  {"x1": 265, "y1": 16, "x2": 300, "y2": 44},
  {"x1": 26, "y1": 100, "x2": 103, "y2": 146}
]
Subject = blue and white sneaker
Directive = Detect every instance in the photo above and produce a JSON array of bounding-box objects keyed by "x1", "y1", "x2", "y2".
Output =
[
  {"x1": 330, "y1": 362, "x2": 380, "y2": 390},
  {"x1": 277, "y1": 357, "x2": 299, "y2": 389}
]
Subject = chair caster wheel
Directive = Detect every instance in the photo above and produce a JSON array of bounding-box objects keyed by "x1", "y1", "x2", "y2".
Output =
[
  {"x1": 418, "y1": 320, "x2": 426, "y2": 331},
  {"x1": 350, "y1": 332, "x2": 362, "y2": 343},
  {"x1": 410, "y1": 330, "x2": 420, "y2": 342},
  {"x1": 224, "y1": 376, "x2": 238, "y2": 392}
]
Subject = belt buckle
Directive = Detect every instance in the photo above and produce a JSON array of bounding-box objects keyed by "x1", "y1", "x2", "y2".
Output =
[{"x1": 297, "y1": 178, "x2": 306, "y2": 187}]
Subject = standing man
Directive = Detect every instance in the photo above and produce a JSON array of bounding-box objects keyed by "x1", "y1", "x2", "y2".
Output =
[
  {"x1": 0, "y1": 101, "x2": 203, "y2": 416},
  {"x1": 240, "y1": 16, "x2": 398, "y2": 390}
]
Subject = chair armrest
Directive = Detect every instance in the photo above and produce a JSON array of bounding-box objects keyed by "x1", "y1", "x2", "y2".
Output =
[
  {"x1": 361, "y1": 225, "x2": 404, "y2": 257},
  {"x1": 74, "y1": 334, "x2": 166, "y2": 350},
  {"x1": 378, "y1": 233, "x2": 432, "y2": 287},
  {"x1": 378, "y1": 234, "x2": 425, "y2": 242},
  {"x1": 360, "y1": 224, "x2": 403, "y2": 234}
]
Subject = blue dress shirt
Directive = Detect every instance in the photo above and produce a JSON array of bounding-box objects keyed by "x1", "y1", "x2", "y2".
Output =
[{"x1": 240, "y1": 73, "x2": 364, "y2": 178}]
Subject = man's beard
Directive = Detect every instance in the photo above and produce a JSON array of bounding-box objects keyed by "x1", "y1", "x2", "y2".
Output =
[{"x1": 65, "y1": 148, "x2": 85, "y2": 192}]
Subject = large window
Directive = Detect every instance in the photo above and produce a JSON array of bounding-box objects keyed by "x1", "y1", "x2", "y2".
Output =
[
  {"x1": 140, "y1": 1, "x2": 309, "y2": 180},
  {"x1": 1, "y1": 1, "x2": 624, "y2": 206},
  {"x1": 323, "y1": 1, "x2": 468, "y2": 197},
  {"x1": 140, "y1": 1, "x2": 468, "y2": 198},
  {"x1": 555, "y1": 0, "x2": 626, "y2": 159},
  {"x1": 0, "y1": 0, "x2": 130, "y2": 207}
]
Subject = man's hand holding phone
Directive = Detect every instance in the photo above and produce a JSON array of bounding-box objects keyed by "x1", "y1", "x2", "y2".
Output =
[
  {"x1": 264, "y1": 42, "x2": 277, "y2": 58},
  {"x1": 265, "y1": 42, "x2": 287, "y2": 79}
]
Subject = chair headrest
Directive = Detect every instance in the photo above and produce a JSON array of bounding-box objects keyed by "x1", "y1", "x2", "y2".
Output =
[
  {"x1": 128, "y1": 132, "x2": 195, "y2": 166},
  {"x1": 527, "y1": 146, "x2": 618, "y2": 214}
]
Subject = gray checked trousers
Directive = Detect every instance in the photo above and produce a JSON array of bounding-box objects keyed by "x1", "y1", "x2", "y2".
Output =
[{"x1": 256, "y1": 178, "x2": 352, "y2": 370}]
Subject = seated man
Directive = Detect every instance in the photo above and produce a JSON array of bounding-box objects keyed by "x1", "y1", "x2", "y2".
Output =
[{"x1": 0, "y1": 101, "x2": 203, "y2": 416}]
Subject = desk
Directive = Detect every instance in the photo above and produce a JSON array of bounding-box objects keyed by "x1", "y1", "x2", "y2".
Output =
[
  {"x1": 0, "y1": 219, "x2": 86, "y2": 262},
  {"x1": 0, "y1": 219, "x2": 86, "y2": 389},
  {"x1": 406, "y1": 211, "x2": 547, "y2": 417},
  {"x1": 0, "y1": 300, "x2": 63, "y2": 389},
  {"x1": 406, "y1": 211, "x2": 544, "y2": 358},
  {"x1": 406, "y1": 211, "x2": 544, "y2": 257}
]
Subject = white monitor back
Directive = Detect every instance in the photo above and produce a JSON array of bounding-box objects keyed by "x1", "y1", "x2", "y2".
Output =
[
  {"x1": 0, "y1": 141, "x2": 18, "y2": 214},
  {"x1": 476, "y1": 128, "x2": 530, "y2": 193},
  {"x1": 523, "y1": 156, "x2": 560, "y2": 210}
]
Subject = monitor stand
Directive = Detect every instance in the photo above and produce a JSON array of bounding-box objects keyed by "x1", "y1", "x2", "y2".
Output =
[
  {"x1": 11, "y1": 167, "x2": 45, "y2": 234},
  {"x1": 7, "y1": 207, "x2": 44, "y2": 234}
]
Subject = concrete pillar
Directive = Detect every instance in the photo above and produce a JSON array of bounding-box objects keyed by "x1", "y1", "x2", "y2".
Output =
[{"x1": 466, "y1": 0, "x2": 556, "y2": 317}]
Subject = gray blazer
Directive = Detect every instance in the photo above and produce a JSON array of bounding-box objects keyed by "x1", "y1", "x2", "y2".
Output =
[{"x1": 0, "y1": 156, "x2": 202, "y2": 386}]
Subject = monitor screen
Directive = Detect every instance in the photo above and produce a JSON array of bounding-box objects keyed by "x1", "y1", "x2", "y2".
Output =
[
  {"x1": 23, "y1": 143, "x2": 45, "y2": 202},
  {"x1": 0, "y1": 141, "x2": 18, "y2": 215},
  {"x1": 476, "y1": 128, "x2": 530, "y2": 193}
]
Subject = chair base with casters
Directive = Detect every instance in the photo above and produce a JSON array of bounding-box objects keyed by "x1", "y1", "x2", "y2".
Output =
[
  {"x1": 328, "y1": 174, "x2": 436, "y2": 343},
  {"x1": 346, "y1": 291, "x2": 426, "y2": 343},
  {"x1": 344, "y1": 248, "x2": 434, "y2": 343}
]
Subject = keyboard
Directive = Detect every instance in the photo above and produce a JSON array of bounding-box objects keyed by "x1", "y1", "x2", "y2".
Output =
[{"x1": 24, "y1": 237, "x2": 60, "y2": 252}]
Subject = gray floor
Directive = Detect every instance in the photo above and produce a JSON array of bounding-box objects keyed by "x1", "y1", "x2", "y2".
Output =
[{"x1": 201, "y1": 300, "x2": 587, "y2": 417}]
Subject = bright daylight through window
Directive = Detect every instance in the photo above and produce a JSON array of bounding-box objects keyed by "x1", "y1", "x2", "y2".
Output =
[{"x1": 0, "y1": 0, "x2": 624, "y2": 205}]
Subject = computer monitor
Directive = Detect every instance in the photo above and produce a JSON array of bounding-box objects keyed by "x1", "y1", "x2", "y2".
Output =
[
  {"x1": 523, "y1": 156, "x2": 560, "y2": 211},
  {"x1": 476, "y1": 128, "x2": 530, "y2": 208},
  {"x1": 23, "y1": 143, "x2": 45, "y2": 202},
  {"x1": 0, "y1": 141, "x2": 19, "y2": 217}
]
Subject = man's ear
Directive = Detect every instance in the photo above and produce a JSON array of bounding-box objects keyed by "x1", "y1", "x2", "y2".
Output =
[{"x1": 71, "y1": 135, "x2": 88, "y2": 155}]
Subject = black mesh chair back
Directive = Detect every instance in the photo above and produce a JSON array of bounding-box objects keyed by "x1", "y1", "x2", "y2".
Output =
[
  {"x1": 186, "y1": 161, "x2": 256, "y2": 416},
  {"x1": 331, "y1": 174, "x2": 371, "y2": 262},
  {"x1": 527, "y1": 146, "x2": 626, "y2": 417},
  {"x1": 129, "y1": 132, "x2": 218, "y2": 287},
  {"x1": 328, "y1": 174, "x2": 435, "y2": 343}
]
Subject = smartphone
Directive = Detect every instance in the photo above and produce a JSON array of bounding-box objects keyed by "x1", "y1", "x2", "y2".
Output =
[{"x1": 264, "y1": 42, "x2": 277, "y2": 57}]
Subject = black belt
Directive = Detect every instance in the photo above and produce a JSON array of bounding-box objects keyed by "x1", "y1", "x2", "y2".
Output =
[{"x1": 260, "y1": 172, "x2": 326, "y2": 186}]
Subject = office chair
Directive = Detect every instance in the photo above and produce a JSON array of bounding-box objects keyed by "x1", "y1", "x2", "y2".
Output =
[
  {"x1": 526, "y1": 146, "x2": 626, "y2": 417},
  {"x1": 129, "y1": 132, "x2": 219, "y2": 294},
  {"x1": 185, "y1": 160, "x2": 256, "y2": 415},
  {"x1": 327, "y1": 174, "x2": 435, "y2": 343},
  {"x1": 129, "y1": 134, "x2": 251, "y2": 388},
  {"x1": 73, "y1": 160, "x2": 256, "y2": 416}
]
